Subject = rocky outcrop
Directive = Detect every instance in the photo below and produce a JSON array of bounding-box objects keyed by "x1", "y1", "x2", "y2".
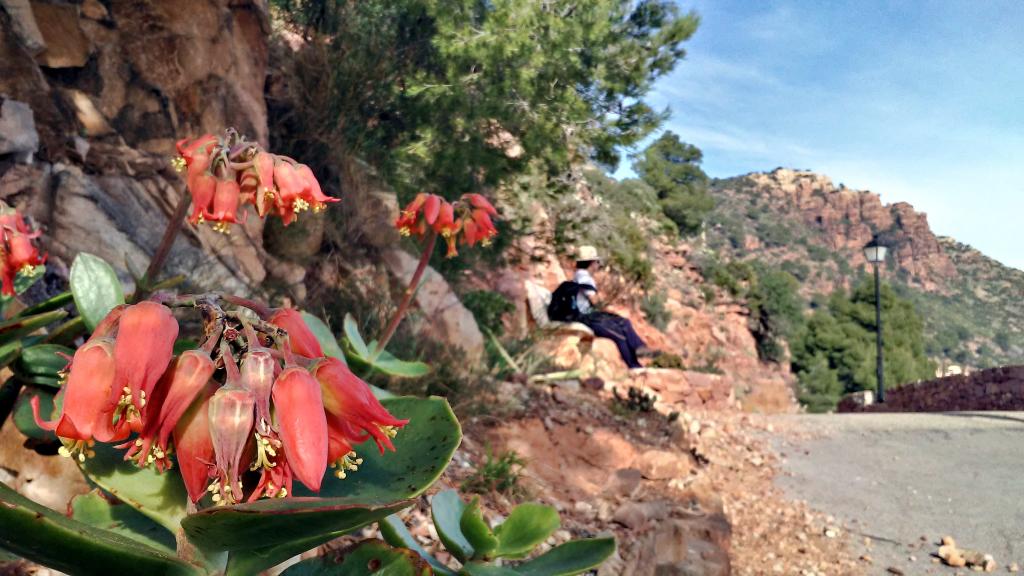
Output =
[
  {"x1": 737, "y1": 168, "x2": 956, "y2": 291},
  {"x1": 0, "y1": 0, "x2": 280, "y2": 293}
]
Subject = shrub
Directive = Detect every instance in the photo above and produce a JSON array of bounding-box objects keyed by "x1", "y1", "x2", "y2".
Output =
[
  {"x1": 640, "y1": 290, "x2": 672, "y2": 331},
  {"x1": 462, "y1": 448, "x2": 527, "y2": 498},
  {"x1": 462, "y1": 290, "x2": 515, "y2": 337}
]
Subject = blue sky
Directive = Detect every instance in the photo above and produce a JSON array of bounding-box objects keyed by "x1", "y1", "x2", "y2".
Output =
[{"x1": 617, "y1": 1, "x2": 1024, "y2": 269}]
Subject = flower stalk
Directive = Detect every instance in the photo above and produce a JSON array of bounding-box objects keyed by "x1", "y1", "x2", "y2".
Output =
[{"x1": 372, "y1": 231, "x2": 437, "y2": 359}]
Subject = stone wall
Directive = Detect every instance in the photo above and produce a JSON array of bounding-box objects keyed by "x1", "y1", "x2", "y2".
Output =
[{"x1": 837, "y1": 365, "x2": 1024, "y2": 412}]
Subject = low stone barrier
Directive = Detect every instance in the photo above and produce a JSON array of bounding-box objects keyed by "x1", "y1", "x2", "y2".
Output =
[{"x1": 838, "y1": 365, "x2": 1024, "y2": 412}]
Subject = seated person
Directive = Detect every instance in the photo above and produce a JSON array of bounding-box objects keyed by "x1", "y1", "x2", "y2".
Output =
[{"x1": 572, "y1": 246, "x2": 658, "y2": 369}]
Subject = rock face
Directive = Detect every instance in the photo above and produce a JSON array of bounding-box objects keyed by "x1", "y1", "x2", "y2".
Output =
[
  {"x1": 747, "y1": 169, "x2": 956, "y2": 285},
  {"x1": 728, "y1": 168, "x2": 956, "y2": 292},
  {"x1": 381, "y1": 248, "x2": 485, "y2": 364},
  {"x1": 0, "y1": 0, "x2": 275, "y2": 292}
]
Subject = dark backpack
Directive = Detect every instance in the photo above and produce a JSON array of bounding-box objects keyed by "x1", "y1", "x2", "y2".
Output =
[{"x1": 547, "y1": 281, "x2": 591, "y2": 322}]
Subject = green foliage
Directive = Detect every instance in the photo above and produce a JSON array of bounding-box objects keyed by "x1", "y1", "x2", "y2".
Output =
[
  {"x1": 383, "y1": 489, "x2": 613, "y2": 573},
  {"x1": 648, "y1": 352, "x2": 685, "y2": 369},
  {"x1": 640, "y1": 290, "x2": 671, "y2": 331},
  {"x1": 281, "y1": 540, "x2": 432, "y2": 575},
  {"x1": 463, "y1": 291, "x2": 515, "y2": 337},
  {"x1": 462, "y1": 448, "x2": 526, "y2": 498},
  {"x1": 634, "y1": 132, "x2": 714, "y2": 236},
  {"x1": 792, "y1": 279, "x2": 934, "y2": 411},
  {"x1": 275, "y1": 0, "x2": 698, "y2": 198},
  {"x1": 747, "y1": 269, "x2": 804, "y2": 363}
]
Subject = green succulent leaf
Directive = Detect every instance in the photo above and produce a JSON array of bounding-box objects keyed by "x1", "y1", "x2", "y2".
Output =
[
  {"x1": 12, "y1": 384, "x2": 56, "y2": 441},
  {"x1": 343, "y1": 313, "x2": 371, "y2": 358},
  {"x1": 14, "y1": 343, "x2": 72, "y2": 378},
  {"x1": 79, "y1": 442, "x2": 189, "y2": 534},
  {"x1": 460, "y1": 498, "x2": 498, "y2": 560},
  {"x1": 511, "y1": 537, "x2": 616, "y2": 576},
  {"x1": 17, "y1": 290, "x2": 74, "y2": 318},
  {"x1": 204, "y1": 500, "x2": 413, "y2": 576},
  {"x1": 461, "y1": 565, "x2": 519, "y2": 576},
  {"x1": 302, "y1": 311, "x2": 347, "y2": 361},
  {"x1": 431, "y1": 489, "x2": 474, "y2": 563},
  {"x1": 369, "y1": 349, "x2": 431, "y2": 378},
  {"x1": 280, "y1": 540, "x2": 432, "y2": 575},
  {"x1": 42, "y1": 316, "x2": 87, "y2": 346},
  {"x1": 0, "y1": 481, "x2": 200, "y2": 576},
  {"x1": 70, "y1": 252, "x2": 125, "y2": 331},
  {"x1": 492, "y1": 503, "x2": 560, "y2": 559},
  {"x1": 0, "y1": 309, "x2": 67, "y2": 345},
  {"x1": 380, "y1": 514, "x2": 456, "y2": 575},
  {"x1": 70, "y1": 490, "x2": 177, "y2": 552},
  {"x1": 0, "y1": 340, "x2": 22, "y2": 370}
]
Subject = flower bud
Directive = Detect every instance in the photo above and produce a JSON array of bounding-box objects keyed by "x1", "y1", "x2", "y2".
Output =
[{"x1": 272, "y1": 367, "x2": 328, "y2": 491}]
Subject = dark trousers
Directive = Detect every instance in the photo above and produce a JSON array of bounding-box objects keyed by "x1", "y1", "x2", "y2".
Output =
[{"x1": 580, "y1": 311, "x2": 647, "y2": 369}]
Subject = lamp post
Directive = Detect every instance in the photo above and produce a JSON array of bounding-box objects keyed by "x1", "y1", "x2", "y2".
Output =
[{"x1": 863, "y1": 237, "x2": 888, "y2": 403}]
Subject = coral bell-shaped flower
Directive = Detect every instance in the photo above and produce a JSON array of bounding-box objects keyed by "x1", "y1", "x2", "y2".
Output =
[
  {"x1": 312, "y1": 357, "x2": 409, "y2": 454},
  {"x1": 395, "y1": 193, "x2": 431, "y2": 237},
  {"x1": 272, "y1": 366, "x2": 328, "y2": 491},
  {"x1": 253, "y1": 152, "x2": 276, "y2": 217},
  {"x1": 240, "y1": 324, "x2": 277, "y2": 431},
  {"x1": 268, "y1": 308, "x2": 323, "y2": 359},
  {"x1": 110, "y1": 302, "x2": 179, "y2": 433},
  {"x1": 119, "y1": 349, "x2": 216, "y2": 470},
  {"x1": 33, "y1": 338, "x2": 122, "y2": 459},
  {"x1": 433, "y1": 201, "x2": 461, "y2": 258},
  {"x1": 208, "y1": 179, "x2": 242, "y2": 233},
  {"x1": 174, "y1": 386, "x2": 216, "y2": 503},
  {"x1": 0, "y1": 207, "x2": 45, "y2": 296},
  {"x1": 188, "y1": 172, "x2": 217, "y2": 225},
  {"x1": 208, "y1": 344, "x2": 254, "y2": 505}
]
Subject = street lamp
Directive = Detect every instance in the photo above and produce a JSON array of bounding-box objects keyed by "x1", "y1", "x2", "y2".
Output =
[{"x1": 863, "y1": 236, "x2": 887, "y2": 403}]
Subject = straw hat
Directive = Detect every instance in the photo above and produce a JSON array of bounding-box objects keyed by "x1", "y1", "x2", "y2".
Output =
[{"x1": 576, "y1": 245, "x2": 601, "y2": 262}]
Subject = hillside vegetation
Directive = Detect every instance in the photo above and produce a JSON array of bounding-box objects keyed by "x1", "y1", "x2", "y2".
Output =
[{"x1": 704, "y1": 169, "x2": 1024, "y2": 375}]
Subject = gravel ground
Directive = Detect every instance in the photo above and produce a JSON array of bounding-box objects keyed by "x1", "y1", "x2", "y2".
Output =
[{"x1": 772, "y1": 412, "x2": 1024, "y2": 574}]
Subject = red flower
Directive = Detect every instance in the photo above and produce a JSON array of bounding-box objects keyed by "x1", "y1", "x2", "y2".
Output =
[
  {"x1": 33, "y1": 338, "x2": 124, "y2": 459},
  {"x1": 268, "y1": 308, "x2": 323, "y2": 359},
  {"x1": 272, "y1": 366, "x2": 328, "y2": 491},
  {"x1": 312, "y1": 358, "x2": 409, "y2": 455},
  {"x1": 119, "y1": 350, "x2": 215, "y2": 470},
  {"x1": 175, "y1": 130, "x2": 338, "y2": 232},
  {"x1": 187, "y1": 173, "x2": 216, "y2": 225},
  {"x1": 395, "y1": 193, "x2": 432, "y2": 237},
  {"x1": 0, "y1": 208, "x2": 45, "y2": 296},
  {"x1": 207, "y1": 179, "x2": 242, "y2": 233},
  {"x1": 208, "y1": 382, "x2": 254, "y2": 505},
  {"x1": 241, "y1": 347, "x2": 277, "y2": 432},
  {"x1": 110, "y1": 302, "x2": 179, "y2": 433},
  {"x1": 174, "y1": 385, "x2": 216, "y2": 503}
]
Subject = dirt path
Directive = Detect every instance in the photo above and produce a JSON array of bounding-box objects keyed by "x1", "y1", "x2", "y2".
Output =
[{"x1": 773, "y1": 412, "x2": 1024, "y2": 574}]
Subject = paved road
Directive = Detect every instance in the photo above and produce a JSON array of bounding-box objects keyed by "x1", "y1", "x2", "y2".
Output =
[{"x1": 772, "y1": 412, "x2": 1024, "y2": 574}]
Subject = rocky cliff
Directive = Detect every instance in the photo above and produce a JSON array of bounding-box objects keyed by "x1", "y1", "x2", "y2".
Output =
[
  {"x1": 0, "y1": 0, "x2": 290, "y2": 294},
  {"x1": 707, "y1": 168, "x2": 1024, "y2": 369}
]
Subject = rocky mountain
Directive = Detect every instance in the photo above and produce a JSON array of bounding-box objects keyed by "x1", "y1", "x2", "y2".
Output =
[{"x1": 705, "y1": 168, "x2": 1024, "y2": 370}]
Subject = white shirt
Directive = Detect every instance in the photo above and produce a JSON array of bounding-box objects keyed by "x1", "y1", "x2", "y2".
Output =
[{"x1": 573, "y1": 269, "x2": 597, "y2": 314}]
